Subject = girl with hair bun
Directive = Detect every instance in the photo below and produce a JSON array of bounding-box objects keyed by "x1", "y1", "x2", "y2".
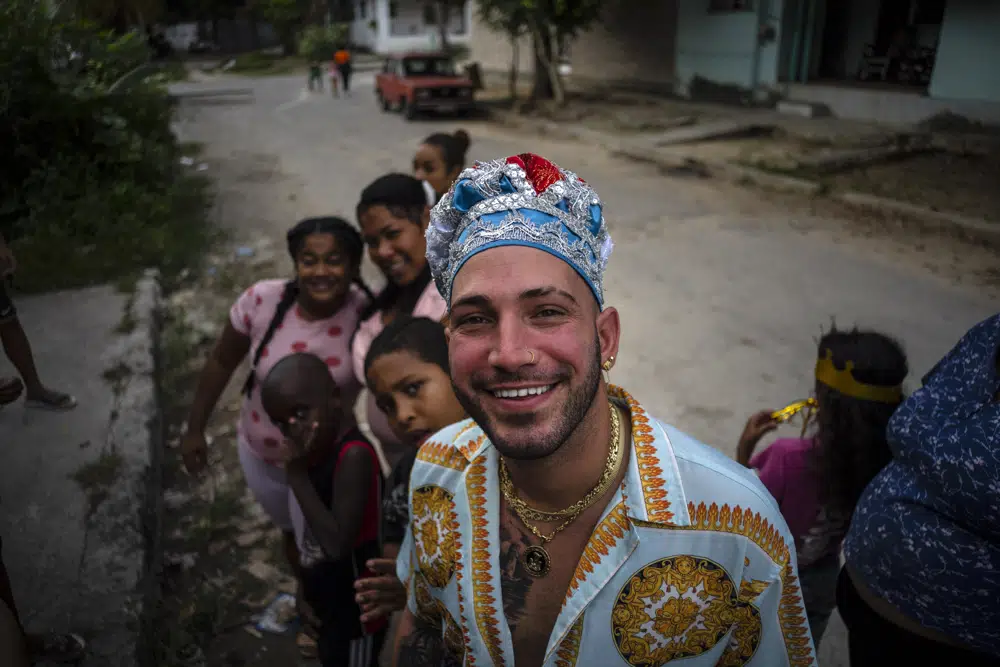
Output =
[{"x1": 413, "y1": 129, "x2": 471, "y2": 205}]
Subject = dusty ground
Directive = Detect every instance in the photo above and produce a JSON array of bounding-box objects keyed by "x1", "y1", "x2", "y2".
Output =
[
  {"x1": 521, "y1": 89, "x2": 1000, "y2": 225},
  {"x1": 158, "y1": 70, "x2": 1000, "y2": 667}
]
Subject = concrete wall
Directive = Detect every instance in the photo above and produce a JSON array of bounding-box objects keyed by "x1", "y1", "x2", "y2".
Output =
[
  {"x1": 468, "y1": 1, "x2": 678, "y2": 91},
  {"x1": 928, "y1": 0, "x2": 1000, "y2": 103},
  {"x1": 675, "y1": 1, "x2": 759, "y2": 92}
]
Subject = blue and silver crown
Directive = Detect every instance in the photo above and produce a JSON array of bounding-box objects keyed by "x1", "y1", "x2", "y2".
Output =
[{"x1": 425, "y1": 153, "x2": 613, "y2": 306}]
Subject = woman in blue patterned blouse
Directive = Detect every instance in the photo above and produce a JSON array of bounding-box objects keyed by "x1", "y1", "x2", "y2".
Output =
[{"x1": 837, "y1": 313, "x2": 1000, "y2": 665}]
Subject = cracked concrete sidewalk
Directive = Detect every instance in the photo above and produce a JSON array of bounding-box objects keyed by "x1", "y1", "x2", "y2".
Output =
[{"x1": 0, "y1": 275, "x2": 162, "y2": 667}]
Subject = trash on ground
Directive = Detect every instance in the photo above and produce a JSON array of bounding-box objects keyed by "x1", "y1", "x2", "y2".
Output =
[{"x1": 254, "y1": 592, "x2": 298, "y2": 635}]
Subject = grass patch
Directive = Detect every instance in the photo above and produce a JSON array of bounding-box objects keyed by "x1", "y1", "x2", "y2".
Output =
[
  {"x1": 11, "y1": 172, "x2": 221, "y2": 295},
  {"x1": 71, "y1": 449, "x2": 125, "y2": 515},
  {"x1": 227, "y1": 51, "x2": 305, "y2": 76}
]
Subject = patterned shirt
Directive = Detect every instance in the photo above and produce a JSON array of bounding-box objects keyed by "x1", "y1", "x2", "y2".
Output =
[
  {"x1": 844, "y1": 313, "x2": 1000, "y2": 656},
  {"x1": 397, "y1": 386, "x2": 818, "y2": 666}
]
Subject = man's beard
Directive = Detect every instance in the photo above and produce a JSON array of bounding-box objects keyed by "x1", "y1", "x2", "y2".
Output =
[{"x1": 453, "y1": 339, "x2": 603, "y2": 461}]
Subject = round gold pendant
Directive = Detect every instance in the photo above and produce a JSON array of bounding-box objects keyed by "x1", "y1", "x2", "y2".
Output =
[{"x1": 522, "y1": 545, "x2": 551, "y2": 577}]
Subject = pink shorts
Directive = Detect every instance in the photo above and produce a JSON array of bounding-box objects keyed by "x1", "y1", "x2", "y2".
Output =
[{"x1": 238, "y1": 438, "x2": 310, "y2": 549}]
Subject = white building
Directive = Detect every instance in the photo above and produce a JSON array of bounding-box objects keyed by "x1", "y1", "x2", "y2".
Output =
[{"x1": 351, "y1": 0, "x2": 473, "y2": 54}]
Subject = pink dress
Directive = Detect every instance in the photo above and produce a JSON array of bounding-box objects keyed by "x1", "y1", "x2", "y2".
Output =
[
  {"x1": 350, "y1": 281, "x2": 446, "y2": 462},
  {"x1": 230, "y1": 279, "x2": 369, "y2": 464}
]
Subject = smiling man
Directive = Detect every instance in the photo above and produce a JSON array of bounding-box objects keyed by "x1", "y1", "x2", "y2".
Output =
[{"x1": 391, "y1": 154, "x2": 818, "y2": 667}]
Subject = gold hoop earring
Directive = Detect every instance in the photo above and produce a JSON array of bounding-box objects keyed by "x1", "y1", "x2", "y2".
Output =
[{"x1": 602, "y1": 356, "x2": 615, "y2": 372}]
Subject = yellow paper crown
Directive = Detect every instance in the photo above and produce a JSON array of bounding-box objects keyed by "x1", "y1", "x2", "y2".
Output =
[{"x1": 815, "y1": 349, "x2": 902, "y2": 404}]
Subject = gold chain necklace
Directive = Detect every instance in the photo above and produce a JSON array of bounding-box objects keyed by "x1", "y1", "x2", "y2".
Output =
[
  {"x1": 499, "y1": 403, "x2": 624, "y2": 578},
  {"x1": 499, "y1": 402, "x2": 622, "y2": 522}
]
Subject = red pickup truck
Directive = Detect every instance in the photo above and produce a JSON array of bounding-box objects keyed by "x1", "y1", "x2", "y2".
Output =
[{"x1": 375, "y1": 52, "x2": 475, "y2": 120}]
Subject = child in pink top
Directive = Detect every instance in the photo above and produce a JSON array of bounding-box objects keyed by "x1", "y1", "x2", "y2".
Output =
[
  {"x1": 230, "y1": 278, "x2": 367, "y2": 462},
  {"x1": 181, "y1": 218, "x2": 373, "y2": 648},
  {"x1": 737, "y1": 326, "x2": 907, "y2": 646}
]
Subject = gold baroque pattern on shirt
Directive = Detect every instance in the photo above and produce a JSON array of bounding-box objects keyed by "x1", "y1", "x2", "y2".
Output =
[
  {"x1": 686, "y1": 502, "x2": 815, "y2": 667},
  {"x1": 416, "y1": 440, "x2": 469, "y2": 471},
  {"x1": 610, "y1": 385, "x2": 674, "y2": 523},
  {"x1": 411, "y1": 485, "x2": 459, "y2": 588},
  {"x1": 564, "y1": 502, "x2": 631, "y2": 601},
  {"x1": 413, "y1": 572, "x2": 466, "y2": 661},
  {"x1": 553, "y1": 614, "x2": 585, "y2": 667},
  {"x1": 465, "y1": 460, "x2": 505, "y2": 666},
  {"x1": 458, "y1": 433, "x2": 487, "y2": 462},
  {"x1": 611, "y1": 555, "x2": 763, "y2": 666}
]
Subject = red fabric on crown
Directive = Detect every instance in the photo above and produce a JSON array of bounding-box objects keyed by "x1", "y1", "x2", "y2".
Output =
[{"x1": 505, "y1": 153, "x2": 562, "y2": 193}]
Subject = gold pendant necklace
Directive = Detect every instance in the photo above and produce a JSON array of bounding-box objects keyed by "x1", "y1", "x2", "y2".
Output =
[{"x1": 500, "y1": 402, "x2": 624, "y2": 578}]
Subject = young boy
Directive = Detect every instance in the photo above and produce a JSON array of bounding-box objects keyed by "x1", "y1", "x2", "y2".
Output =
[
  {"x1": 260, "y1": 352, "x2": 387, "y2": 666},
  {"x1": 307, "y1": 60, "x2": 324, "y2": 92}
]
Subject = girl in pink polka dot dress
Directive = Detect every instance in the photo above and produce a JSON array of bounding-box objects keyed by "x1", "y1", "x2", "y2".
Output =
[{"x1": 180, "y1": 218, "x2": 372, "y2": 636}]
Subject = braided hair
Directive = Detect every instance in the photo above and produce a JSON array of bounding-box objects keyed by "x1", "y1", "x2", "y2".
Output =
[
  {"x1": 242, "y1": 217, "x2": 373, "y2": 397},
  {"x1": 356, "y1": 174, "x2": 432, "y2": 322}
]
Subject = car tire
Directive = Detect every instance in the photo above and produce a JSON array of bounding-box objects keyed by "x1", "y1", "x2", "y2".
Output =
[
  {"x1": 403, "y1": 99, "x2": 418, "y2": 121},
  {"x1": 377, "y1": 91, "x2": 390, "y2": 111}
]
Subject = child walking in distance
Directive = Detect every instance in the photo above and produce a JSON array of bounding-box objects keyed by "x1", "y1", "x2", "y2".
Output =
[
  {"x1": 737, "y1": 326, "x2": 908, "y2": 646},
  {"x1": 260, "y1": 352, "x2": 387, "y2": 666},
  {"x1": 308, "y1": 59, "x2": 324, "y2": 92},
  {"x1": 353, "y1": 316, "x2": 467, "y2": 624}
]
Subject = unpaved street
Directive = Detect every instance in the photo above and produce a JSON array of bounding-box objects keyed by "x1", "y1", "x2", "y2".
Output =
[{"x1": 173, "y1": 70, "x2": 998, "y2": 666}]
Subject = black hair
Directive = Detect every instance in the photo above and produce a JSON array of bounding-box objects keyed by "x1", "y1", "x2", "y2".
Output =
[
  {"x1": 810, "y1": 325, "x2": 909, "y2": 516},
  {"x1": 261, "y1": 352, "x2": 337, "y2": 409},
  {"x1": 364, "y1": 316, "x2": 449, "y2": 381},
  {"x1": 243, "y1": 217, "x2": 373, "y2": 397},
  {"x1": 421, "y1": 129, "x2": 471, "y2": 172},
  {"x1": 355, "y1": 174, "x2": 433, "y2": 322},
  {"x1": 355, "y1": 173, "x2": 427, "y2": 225}
]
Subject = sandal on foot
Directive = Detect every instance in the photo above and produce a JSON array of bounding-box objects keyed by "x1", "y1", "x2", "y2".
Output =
[
  {"x1": 24, "y1": 391, "x2": 77, "y2": 412},
  {"x1": 296, "y1": 629, "x2": 318, "y2": 659},
  {"x1": 29, "y1": 632, "x2": 86, "y2": 663}
]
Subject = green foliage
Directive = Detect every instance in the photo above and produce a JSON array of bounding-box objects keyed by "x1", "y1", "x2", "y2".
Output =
[
  {"x1": 1, "y1": 0, "x2": 214, "y2": 293},
  {"x1": 479, "y1": 0, "x2": 605, "y2": 39},
  {"x1": 298, "y1": 23, "x2": 349, "y2": 61},
  {"x1": 253, "y1": 0, "x2": 305, "y2": 54}
]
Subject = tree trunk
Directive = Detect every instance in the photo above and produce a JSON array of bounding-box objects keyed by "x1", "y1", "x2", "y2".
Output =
[
  {"x1": 508, "y1": 33, "x2": 519, "y2": 103},
  {"x1": 530, "y1": 23, "x2": 563, "y2": 104},
  {"x1": 437, "y1": 1, "x2": 451, "y2": 53}
]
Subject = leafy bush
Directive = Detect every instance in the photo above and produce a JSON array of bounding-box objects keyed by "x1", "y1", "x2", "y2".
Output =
[
  {"x1": 0, "y1": 0, "x2": 213, "y2": 293},
  {"x1": 298, "y1": 23, "x2": 349, "y2": 62}
]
